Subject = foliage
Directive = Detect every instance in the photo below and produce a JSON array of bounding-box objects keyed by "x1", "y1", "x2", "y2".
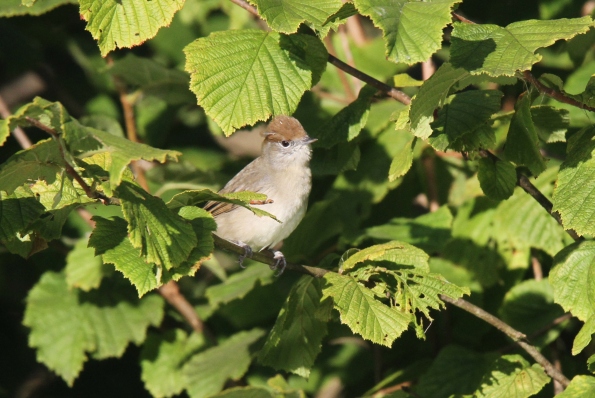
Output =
[{"x1": 1, "y1": 0, "x2": 595, "y2": 397}]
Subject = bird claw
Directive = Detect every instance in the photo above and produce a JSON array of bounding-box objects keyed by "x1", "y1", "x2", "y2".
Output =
[
  {"x1": 236, "y1": 242, "x2": 253, "y2": 268},
  {"x1": 271, "y1": 251, "x2": 287, "y2": 276}
]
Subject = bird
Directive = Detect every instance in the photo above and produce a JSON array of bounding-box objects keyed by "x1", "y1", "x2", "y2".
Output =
[{"x1": 205, "y1": 115, "x2": 317, "y2": 275}]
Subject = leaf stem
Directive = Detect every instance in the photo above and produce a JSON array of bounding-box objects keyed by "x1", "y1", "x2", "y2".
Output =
[
  {"x1": 439, "y1": 295, "x2": 571, "y2": 387},
  {"x1": 522, "y1": 70, "x2": 595, "y2": 113}
]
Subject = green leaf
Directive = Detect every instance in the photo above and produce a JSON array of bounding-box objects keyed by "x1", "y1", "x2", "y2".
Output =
[
  {"x1": 504, "y1": 94, "x2": 547, "y2": 176},
  {"x1": 550, "y1": 241, "x2": 595, "y2": 353},
  {"x1": 365, "y1": 205, "x2": 453, "y2": 253},
  {"x1": 141, "y1": 330, "x2": 206, "y2": 398},
  {"x1": 310, "y1": 142, "x2": 361, "y2": 176},
  {"x1": 499, "y1": 280, "x2": 565, "y2": 347},
  {"x1": 450, "y1": 17, "x2": 594, "y2": 76},
  {"x1": 475, "y1": 355, "x2": 550, "y2": 397},
  {"x1": 415, "y1": 345, "x2": 496, "y2": 397},
  {"x1": 63, "y1": 122, "x2": 180, "y2": 193},
  {"x1": 322, "y1": 273, "x2": 412, "y2": 347},
  {"x1": 319, "y1": 2, "x2": 358, "y2": 37},
  {"x1": 532, "y1": 106, "x2": 569, "y2": 143},
  {"x1": 258, "y1": 277, "x2": 332, "y2": 377},
  {"x1": 388, "y1": 135, "x2": 415, "y2": 182},
  {"x1": 428, "y1": 90, "x2": 503, "y2": 151},
  {"x1": 493, "y1": 167, "x2": 569, "y2": 257},
  {"x1": 340, "y1": 241, "x2": 430, "y2": 273},
  {"x1": 184, "y1": 30, "x2": 327, "y2": 135},
  {"x1": 313, "y1": 85, "x2": 377, "y2": 148},
  {"x1": 210, "y1": 387, "x2": 275, "y2": 398},
  {"x1": 0, "y1": 138, "x2": 63, "y2": 194},
  {"x1": 117, "y1": 181, "x2": 197, "y2": 270},
  {"x1": 0, "y1": 0, "x2": 75, "y2": 17},
  {"x1": 354, "y1": 0, "x2": 462, "y2": 65},
  {"x1": 167, "y1": 189, "x2": 278, "y2": 220},
  {"x1": 552, "y1": 126, "x2": 595, "y2": 237},
  {"x1": 79, "y1": 0, "x2": 185, "y2": 56},
  {"x1": 89, "y1": 216, "x2": 159, "y2": 296},
  {"x1": 183, "y1": 329, "x2": 265, "y2": 398},
  {"x1": 23, "y1": 272, "x2": 164, "y2": 386},
  {"x1": 409, "y1": 63, "x2": 471, "y2": 139},
  {"x1": 108, "y1": 54, "x2": 194, "y2": 105},
  {"x1": 249, "y1": 0, "x2": 343, "y2": 34},
  {"x1": 0, "y1": 191, "x2": 45, "y2": 245},
  {"x1": 573, "y1": 315, "x2": 595, "y2": 355},
  {"x1": 558, "y1": 376, "x2": 595, "y2": 397},
  {"x1": 65, "y1": 236, "x2": 111, "y2": 291},
  {"x1": 206, "y1": 264, "x2": 274, "y2": 307},
  {"x1": 477, "y1": 157, "x2": 516, "y2": 201}
]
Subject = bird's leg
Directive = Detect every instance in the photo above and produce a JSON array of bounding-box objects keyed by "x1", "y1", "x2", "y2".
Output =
[
  {"x1": 271, "y1": 250, "x2": 287, "y2": 276},
  {"x1": 234, "y1": 241, "x2": 253, "y2": 268}
]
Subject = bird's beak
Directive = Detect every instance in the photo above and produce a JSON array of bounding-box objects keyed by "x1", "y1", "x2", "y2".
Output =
[{"x1": 303, "y1": 136, "x2": 318, "y2": 145}]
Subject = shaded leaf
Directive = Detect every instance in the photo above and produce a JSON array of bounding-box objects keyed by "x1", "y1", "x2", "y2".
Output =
[
  {"x1": 475, "y1": 354, "x2": 549, "y2": 397},
  {"x1": 258, "y1": 277, "x2": 332, "y2": 377},
  {"x1": 23, "y1": 272, "x2": 163, "y2": 386},
  {"x1": 504, "y1": 94, "x2": 547, "y2": 176},
  {"x1": 206, "y1": 264, "x2": 273, "y2": 307},
  {"x1": 557, "y1": 376, "x2": 595, "y2": 397},
  {"x1": 354, "y1": 0, "x2": 462, "y2": 65},
  {"x1": 183, "y1": 329, "x2": 265, "y2": 398},
  {"x1": 451, "y1": 17, "x2": 594, "y2": 76},
  {"x1": 65, "y1": 236, "x2": 111, "y2": 291},
  {"x1": 477, "y1": 157, "x2": 516, "y2": 201}
]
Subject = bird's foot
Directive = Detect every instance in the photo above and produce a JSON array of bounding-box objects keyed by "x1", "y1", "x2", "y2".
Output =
[
  {"x1": 235, "y1": 241, "x2": 253, "y2": 268},
  {"x1": 271, "y1": 250, "x2": 287, "y2": 276}
]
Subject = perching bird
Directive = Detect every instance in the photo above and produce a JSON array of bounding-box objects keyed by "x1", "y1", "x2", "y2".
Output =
[{"x1": 205, "y1": 116, "x2": 316, "y2": 274}]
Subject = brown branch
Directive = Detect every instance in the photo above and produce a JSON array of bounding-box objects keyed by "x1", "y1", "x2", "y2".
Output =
[
  {"x1": 452, "y1": 12, "x2": 474, "y2": 24},
  {"x1": 158, "y1": 280, "x2": 209, "y2": 336},
  {"x1": 324, "y1": 36, "x2": 357, "y2": 101},
  {"x1": 0, "y1": 94, "x2": 32, "y2": 149},
  {"x1": 440, "y1": 295, "x2": 571, "y2": 387},
  {"x1": 478, "y1": 149, "x2": 581, "y2": 242},
  {"x1": 522, "y1": 71, "x2": 595, "y2": 113},
  {"x1": 327, "y1": 55, "x2": 411, "y2": 105},
  {"x1": 213, "y1": 235, "x2": 329, "y2": 278}
]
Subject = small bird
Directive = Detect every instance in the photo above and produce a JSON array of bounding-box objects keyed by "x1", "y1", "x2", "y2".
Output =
[{"x1": 205, "y1": 115, "x2": 316, "y2": 274}]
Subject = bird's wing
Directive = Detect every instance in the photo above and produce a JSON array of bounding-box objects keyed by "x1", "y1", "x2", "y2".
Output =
[{"x1": 204, "y1": 159, "x2": 264, "y2": 217}]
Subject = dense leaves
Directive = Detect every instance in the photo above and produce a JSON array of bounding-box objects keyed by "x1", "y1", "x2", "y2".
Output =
[{"x1": 2, "y1": 0, "x2": 595, "y2": 397}]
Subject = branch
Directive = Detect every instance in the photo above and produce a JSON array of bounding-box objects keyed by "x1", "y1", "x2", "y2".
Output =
[
  {"x1": 213, "y1": 235, "x2": 329, "y2": 278},
  {"x1": 440, "y1": 295, "x2": 571, "y2": 387},
  {"x1": 0, "y1": 94, "x2": 32, "y2": 149},
  {"x1": 215, "y1": 235, "x2": 571, "y2": 386},
  {"x1": 478, "y1": 149, "x2": 581, "y2": 242},
  {"x1": 522, "y1": 70, "x2": 595, "y2": 113}
]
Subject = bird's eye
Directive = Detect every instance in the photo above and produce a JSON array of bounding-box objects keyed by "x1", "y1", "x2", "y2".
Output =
[{"x1": 281, "y1": 140, "x2": 290, "y2": 147}]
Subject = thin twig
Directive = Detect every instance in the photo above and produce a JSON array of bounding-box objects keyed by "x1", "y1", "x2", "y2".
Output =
[
  {"x1": 522, "y1": 71, "x2": 595, "y2": 113},
  {"x1": 478, "y1": 150, "x2": 581, "y2": 242},
  {"x1": 24, "y1": 116, "x2": 113, "y2": 205},
  {"x1": 531, "y1": 256, "x2": 543, "y2": 281},
  {"x1": 159, "y1": 280, "x2": 210, "y2": 337},
  {"x1": 324, "y1": 36, "x2": 357, "y2": 101},
  {"x1": 0, "y1": 94, "x2": 32, "y2": 149},
  {"x1": 114, "y1": 77, "x2": 149, "y2": 190},
  {"x1": 213, "y1": 235, "x2": 329, "y2": 278},
  {"x1": 452, "y1": 12, "x2": 474, "y2": 24},
  {"x1": 440, "y1": 295, "x2": 571, "y2": 387},
  {"x1": 327, "y1": 55, "x2": 411, "y2": 105},
  {"x1": 338, "y1": 25, "x2": 362, "y2": 93}
]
